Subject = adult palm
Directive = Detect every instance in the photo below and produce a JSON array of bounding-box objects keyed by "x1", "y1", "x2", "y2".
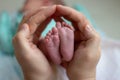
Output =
[
  {"x1": 13, "y1": 6, "x2": 58, "y2": 80},
  {"x1": 55, "y1": 5, "x2": 101, "y2": 80}
]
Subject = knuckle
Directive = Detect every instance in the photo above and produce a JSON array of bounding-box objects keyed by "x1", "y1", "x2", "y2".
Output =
[
  {"x1": 26, "y1": 16, "x2": 36, "y2": 28},
  {"x1": 40, "y1": 13, "x2": 47, "y2": 20},
  {"x1": 12, "y1": 33, "x2": 21, "y2": 44},
  {"x1": 78, "y1": 12, "x2": 86, "y2": 19},
  {"x1": 23, "y1": 14, "x2": 29, "y2": 19},
  {"x1": 23, "y1": 13, "x2": 31, "y2": 22},
  {"x1": 26, "y1": 8, "x2": 47, "y2": 25},
  {"x1": 27, "y1": 16, "x2": 34, "y2": 23}
]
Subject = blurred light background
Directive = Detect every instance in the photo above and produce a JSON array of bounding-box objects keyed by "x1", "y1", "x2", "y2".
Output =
[{"x1": 0, "y1": 0, "x2": 120, "y2": 40}]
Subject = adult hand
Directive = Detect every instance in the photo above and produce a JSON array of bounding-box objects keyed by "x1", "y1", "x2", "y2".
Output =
[
  {"x1": 13, "y1": 5, "x2": 58, "y2": 80},
  {"x1": 56, "y1": 5, "x2": 101, "y2": 80}
]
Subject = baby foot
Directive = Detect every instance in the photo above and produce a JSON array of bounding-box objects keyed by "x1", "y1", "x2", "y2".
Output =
[
  {"x1": 44, "y1": 27, "x2": 62, "y2": 64},
  {"x1": 56, "y1": 22, "x2": 74, "y2": 62}
]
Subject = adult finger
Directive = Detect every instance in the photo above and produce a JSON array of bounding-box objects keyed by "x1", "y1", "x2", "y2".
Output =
[
  {"x1": 26, "y1": 5, "x2": 56, "y2": 35},
  {"x1": 18, "y1": 8, "x2": 44, "y2": 31},
  {"x1": 34, "y1": 18, "x2": 51, "y2": 38},
  {"x1": 56, "y1": 5, "x2": 99, "y2": 40}
]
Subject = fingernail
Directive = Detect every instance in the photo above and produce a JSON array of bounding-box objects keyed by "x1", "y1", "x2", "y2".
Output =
[
  {"x1": 21, "y1": 23, "x2": 29, "y2": 31},
  {"x1": 85, "y1": 25, "x2": 93, "y2": 32}
]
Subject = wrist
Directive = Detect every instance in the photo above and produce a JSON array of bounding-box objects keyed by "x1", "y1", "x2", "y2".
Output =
[
  {"x1": 24, "y1": 73, "x2": 47, "y2": 80},
  {"x1": 23, "y1": 70, "x2": 56, "y2": 80},
  {"x1": 67, "y1": 69, "x2": 96, "y2": 80},
  {"x1": 68, "y1": 75, "x2": 96, "y2": 80},
  {"x1": 68, "y1": 77, "x2": 96, "y2": 80}
]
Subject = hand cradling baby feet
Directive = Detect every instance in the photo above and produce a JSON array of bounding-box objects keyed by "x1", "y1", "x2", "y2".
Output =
[{"x1": 38, "y1": 22, "x2": 74, "y2": 64}]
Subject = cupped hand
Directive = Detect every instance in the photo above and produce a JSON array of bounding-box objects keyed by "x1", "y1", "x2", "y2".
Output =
[
  {"x1": 13, "y1": 4, "x2": 101, "y2": 80},
  {"x1": 55, "y1": 5, "x2": 101, "y2": 80},
  {"x1": 13, "y1": 5, "x2": 58, "y2": 80}
]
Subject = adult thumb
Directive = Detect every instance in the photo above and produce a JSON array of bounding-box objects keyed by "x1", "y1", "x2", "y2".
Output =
[
  {"x1": 18, "y1": 23, "x2": 30, "y2": 37},
  {"x1": 13, "y1": 23, "x2": 30, "y2": 50}
]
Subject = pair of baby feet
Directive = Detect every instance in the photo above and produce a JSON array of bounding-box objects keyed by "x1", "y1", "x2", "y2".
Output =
[{"x1": 38, "y1": 22, "x2": 74, "y2": 64}]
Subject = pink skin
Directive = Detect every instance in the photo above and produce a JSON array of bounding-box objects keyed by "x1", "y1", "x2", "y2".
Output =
[
  {"x1": 56, "y1": 22, "x2": 74, "y2": 62},
  {"x1": 39, "y1": 22, "x2": 74, "y2": 64},
  {"x1": 21, "y1": 0, "x2": 65, "y2": 13},
  {"x1": 44, "y1": 27, "x2": 62, "y2": 64}
]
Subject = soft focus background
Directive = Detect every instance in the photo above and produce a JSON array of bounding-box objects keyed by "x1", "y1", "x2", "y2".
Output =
[
  {"x1": 0, "y1": 0, "x2": 120, "y2": 40},
  {"x1": 0, "y1": 1, "x2": 120, "y2": 80}
]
